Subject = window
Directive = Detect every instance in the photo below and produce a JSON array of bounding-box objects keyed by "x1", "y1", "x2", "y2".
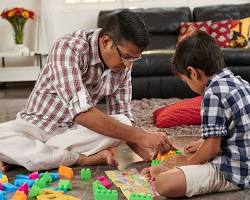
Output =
[{"x1": 66, "y1": 0, "x2": 116, "y2": 3}]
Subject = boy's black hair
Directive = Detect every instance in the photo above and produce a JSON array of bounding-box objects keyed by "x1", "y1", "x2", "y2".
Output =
[
  {"x1": 171, "y1": 30, "x2": 225, "y2": 77},
  {"x1": 100, "y1": 9, "x2": 149, "y2": 51}
]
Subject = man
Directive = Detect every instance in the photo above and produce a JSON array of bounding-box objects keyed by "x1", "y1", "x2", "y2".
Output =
[{"x1": 0, "y1": 10, "x2": 171, "y2": 171}]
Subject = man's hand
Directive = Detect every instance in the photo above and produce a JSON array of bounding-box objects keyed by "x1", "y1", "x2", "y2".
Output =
[{"x1": 142, "y1": 132, "x2": 173, "y2": 154}]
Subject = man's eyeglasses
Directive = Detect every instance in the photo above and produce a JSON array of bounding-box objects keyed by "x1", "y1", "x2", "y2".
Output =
[{"x1": 108, "y1": 35, "x2": 141, "y2": 63}]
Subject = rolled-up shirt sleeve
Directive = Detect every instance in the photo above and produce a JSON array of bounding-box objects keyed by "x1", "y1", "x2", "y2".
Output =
[
  {"x1": 50, "y1": 41, "x2": 93, "y2": 120},
  {"x1": 201, "y1": 93, "x2": 227, "y2": 138},
  {"x1": 106, "y1": 70, "x2": 134, "y2": 122}
]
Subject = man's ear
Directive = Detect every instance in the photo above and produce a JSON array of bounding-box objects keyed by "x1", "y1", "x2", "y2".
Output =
[
  {"x1": 100, "y1": 35, "x2": 112, "y2": 49},
  {"x1": 186, "y1": 66, "x2": 200, "y2": 80}
]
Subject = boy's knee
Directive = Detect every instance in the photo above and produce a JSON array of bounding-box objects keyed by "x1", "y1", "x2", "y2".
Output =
[
  {"x1": 155, "y1": 174, "x2": 172, "y2": 196},
  {"x1": 155, "y1": 169, "x2": 186, "y2": 198}
]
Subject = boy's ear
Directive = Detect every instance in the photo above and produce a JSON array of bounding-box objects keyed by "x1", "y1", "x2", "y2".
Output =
[{"x1": 187, "y1": 66, "x2": 200, "y2": 80}]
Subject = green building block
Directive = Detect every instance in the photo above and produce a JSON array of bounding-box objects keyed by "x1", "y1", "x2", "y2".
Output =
[
  {"x1": 151, "y1": 160, "x2": 161, "y2": 166},
  {"x1": 175, "y1": 150, "x2": 182, "y2": 155},
  {"x1": 94, "y1": 189, "x2": 118, "y2": 200},
  {"x1": 58, "y1": 179, "x2": 72, "y2": 191},
  {"x1": 93, "y1": 180, "x2": 106, "y2": 193},
  {"x1": 29, "y1": 185, "x2": 42, "y2": 198},
  {"x1": 40, "y1": 171, "x2": 53, "y2": 183},
  {"x1": 129, "y1": 193, "x2": 153, "y2": 200},
  {"x1": 81, "y1": 168, "x2": 91, "y2": 181},
  {"x1": 34, "y1": 178, "x2": 47, "y2": 188}
]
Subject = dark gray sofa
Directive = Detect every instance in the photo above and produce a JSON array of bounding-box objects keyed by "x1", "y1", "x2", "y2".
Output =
[{"x1": 98, "y1": 4, "x2": 250, "y2": 99}]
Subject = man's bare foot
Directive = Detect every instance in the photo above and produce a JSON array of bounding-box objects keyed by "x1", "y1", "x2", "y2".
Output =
[
  {"x1": 75, "y1": 149, "x2": 118, "y2": 167},
  {"x1": 127, "y1": 142, "x2": 156, "y2": 161},
  {"x1": 0, "y1": 161, "x2": 5, "y2": 172},
  {"x1": 0, "y1": 161, "x2": 20, "y2": 172}
]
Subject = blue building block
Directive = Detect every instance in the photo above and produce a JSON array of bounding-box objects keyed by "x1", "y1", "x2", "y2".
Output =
[
  {"x1": 2, "y1": 183, "x2": 17, "y2": 192},
  {"x1": 0, "y1": 191, "x2": 6, "y2": 200},
  {"x1": 15, "y1": 175, "x2": 29, "y2": 179},
  {"x1": 0, "y1": 173, "x2": 3, "y2": 179},
  {"x1": 14, "y1": 179, "x2": 34, "y2": 187}
]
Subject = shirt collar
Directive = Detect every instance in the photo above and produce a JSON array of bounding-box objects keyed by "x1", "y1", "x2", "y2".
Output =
[
  {"x1": 206, "y1": 68, "x2": 232, "y2": 88},
  {"x1": 89, "y1": 28, "x2": 103, "y2": 66}
]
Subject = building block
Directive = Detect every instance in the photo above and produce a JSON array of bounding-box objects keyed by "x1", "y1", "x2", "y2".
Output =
[
  {"x1": 92, "y1": 180, "x2": 106, "y2": 193},
  {"x1": 40, "y1": 172, "x2": 59, "y2": 180},
  {"x1": 16, "y1": 175, "x2": 29, "y2": 180},
  {"x1": 34, "y1": 178, "x2": 47, "y2": 188},
  {"x1": 97, "y1": 176, "x2": 112, "y2": 189},
  {"x1": 54, "y1": 187, "x2": 67, "y2": 193},
  {"x1": 14, "y1": 178, "x2": 34, "y2": 187},
  {"x1": 12, "y1": 190, "x2": 27, "y2": 200},
  {"x1": 151, "y1": 160, "x2": 161, "y2": 166},
  {"x1": 0, "y1": 191, "x2": 6, "y2": 200},
  {"x1": 0, "y1": 175, "x2": 8, "y2": 183},
  {"x1": 58, "y1": 179, "x2": 72, "y2": 191},
  {"x1": 29, "y1": 171, "x2": 39, "y2": 180},
  {"x1": 18, "y1": 183, "x2": 28, "y2": 195},
  {"x1": 156, "y1": 150, "x2": 182, "y2": 161},
  {"x1": 40, "y1": 172, "x2": 53, "y2": 183},
  {"x1": 94, "y1": 189, "x2": 118, "y2": 200},
  {"x1": 129, "y1": 193, "x2": 153, "y2": 200},
  {"x1": 0, "y1": 173, "x2": 2, "y2": 178},
  {"x1": 175, "y1": 150, "x2": 182, "y2": 154},
  {"x1": 2, "y1": 183, "x2": 17, "y2": 192},
  {"x1": 29, "y1": 185, "x2": 42, "y2": 198},
  {"x1": 0, "y1": 183, "x2": 2, "y2": 190},
  {"x1": 37, "y1": 189, "x2": 80, "y2": 200},
  {"x1": 80, "y1": 168, "x2": 91, "y2": 181},
  {"x1": 58, "y1": 165, "x2": 74, "y2": 179}
]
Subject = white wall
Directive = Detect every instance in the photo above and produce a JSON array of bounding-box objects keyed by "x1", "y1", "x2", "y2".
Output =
[
  {"x1": 0, "y1": 0, "x2": 39, "y2": 51},
  {"x1": 0, "y1": 0, "x2": 249, "y2": 53}
]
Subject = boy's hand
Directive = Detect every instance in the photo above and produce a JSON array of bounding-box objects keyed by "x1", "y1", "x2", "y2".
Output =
[
  {"x1": 184, "y1": 139, "x2": 204, "y2": 154},
  {"x1": 163, "y1": 154, "x2": 189, "y2": 168}
]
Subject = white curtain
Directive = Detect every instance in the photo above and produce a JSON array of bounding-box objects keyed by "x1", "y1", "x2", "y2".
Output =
[{"x1": 35, "y1": 0, "x2": 57, "y2": 54}]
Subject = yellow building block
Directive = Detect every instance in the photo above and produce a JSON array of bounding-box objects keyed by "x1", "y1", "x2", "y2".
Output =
[
  {"x1": 0, "y1": 175, "x2": 8, "y2": 183},
  {"x1": 37, "y1": 189, "x2": 79, "y2": 200},
  {"x1": 156, "y1": 150, "x2": 177, "y2": 161}
]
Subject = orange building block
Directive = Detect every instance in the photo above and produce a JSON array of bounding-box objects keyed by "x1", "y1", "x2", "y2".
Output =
[
  {"x1": 58, "y1": 165, "x2": 74, "y2": 179},
  {"x1": 13, "y1": 191, "x2": 27, "y2": 200}
]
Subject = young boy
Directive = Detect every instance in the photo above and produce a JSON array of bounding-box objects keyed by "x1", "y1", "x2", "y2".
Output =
[{"x1": 142, "y1": 30, "x2": 250, "y2": 197}]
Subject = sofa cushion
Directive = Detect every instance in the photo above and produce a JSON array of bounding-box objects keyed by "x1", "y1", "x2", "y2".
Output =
[
  {"x1": 193, "y1": 4, "x2": 240, "y2": 22},
  {"x1": 153, "y1": 96, "x2": 202, "y2": 128},
  {"x1": 238, "y1": 3, "x2": 250, "y2": 19},
  {"x1": 210, "y1": 19, "x2": 233, "y2": 47},
  {"x1": 179, "y1": 20, "x2": 212, "y2": 37}
]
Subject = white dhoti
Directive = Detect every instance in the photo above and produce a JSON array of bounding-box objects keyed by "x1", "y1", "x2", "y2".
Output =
[{"x1": 0, "y1": 114, "x2": 131, "y2": 171}]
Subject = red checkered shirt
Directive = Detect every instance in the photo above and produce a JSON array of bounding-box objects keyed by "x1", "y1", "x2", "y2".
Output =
[{"x1": 18, "y1": 29, "x2": 133, "y2": 134}]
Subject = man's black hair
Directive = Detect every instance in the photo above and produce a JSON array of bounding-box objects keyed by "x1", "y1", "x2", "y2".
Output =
[
  {"x1": 100, "y1": 9, "x2": 149, "y2": 50},
  {"x1": 172, "y1": 30, "x2": 225, "y2": 77}
]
